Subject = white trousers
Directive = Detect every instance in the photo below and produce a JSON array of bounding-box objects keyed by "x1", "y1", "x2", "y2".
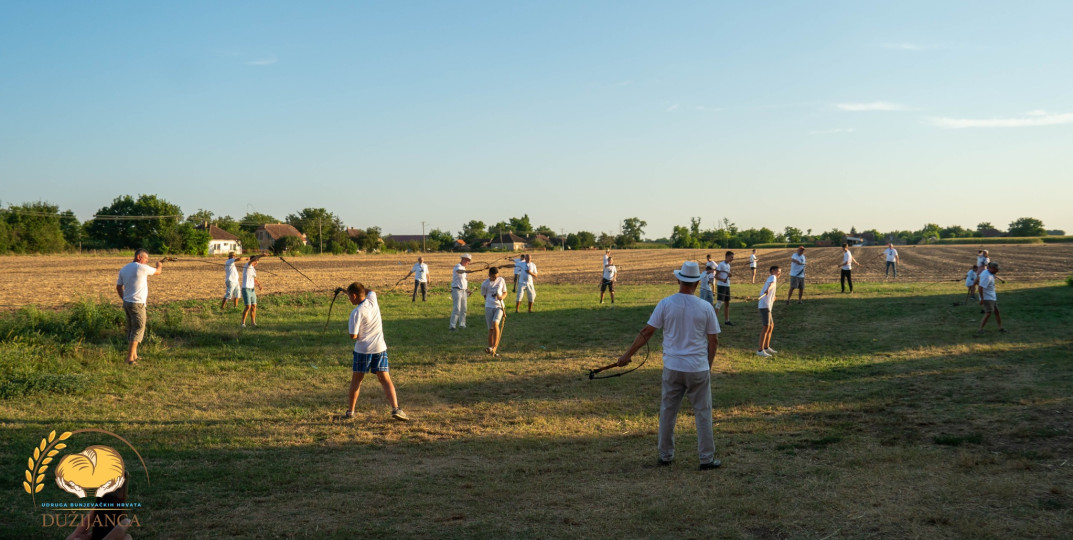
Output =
[
  {"x1": 658, "y1": 368, "x2": 716, "y2": 464},
  {"x1": 450, "y1": 288, "x2": 467, "y2": 328}
]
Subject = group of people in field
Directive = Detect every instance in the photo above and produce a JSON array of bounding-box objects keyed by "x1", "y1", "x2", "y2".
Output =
[{"x1": 114, "y1": 243, "x2": 1009, "y2": 470}]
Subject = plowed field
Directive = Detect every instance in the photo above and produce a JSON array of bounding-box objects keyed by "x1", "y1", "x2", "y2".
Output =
[{"x1": 2, "y1": 244, "x2": 1070, "y2": 309}]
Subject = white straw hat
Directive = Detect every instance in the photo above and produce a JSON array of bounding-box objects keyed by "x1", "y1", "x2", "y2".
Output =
[{"x1": 673, "y1": 261, "x2": 703, "y2": 282}]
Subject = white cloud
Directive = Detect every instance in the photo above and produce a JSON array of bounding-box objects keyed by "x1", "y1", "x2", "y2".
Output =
[
  {"x1": 837, "y1": 101, "x2": 914, "y2": 112},
  {"x1": 809, "y1": 128, "x2": 857, "y2": 135},
  {"x1": 925, "y1": 111, "x2": 1073, "y2": 129},
  {"x1": 246, "y1": 57, "x2": 278, "y2": 66},
  {"x1": 1026, "y1": 109, "x2": 1048, "y2": 116}
]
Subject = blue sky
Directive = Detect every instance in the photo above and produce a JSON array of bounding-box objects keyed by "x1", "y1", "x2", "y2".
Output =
[{"x1": 2, "y1": 1, "x2": 1070, "y2": 237}]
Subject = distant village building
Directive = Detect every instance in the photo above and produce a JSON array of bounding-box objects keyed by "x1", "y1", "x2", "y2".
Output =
[
  {"x1": 196, "y1": 223, "x2": 242, "y2": 255},
  {"x1": 255, "y1": 223, "x2": 307, "y2": 250},
  {"x1": 490, "y1": 233, "x2": 528, "y2": 251}
]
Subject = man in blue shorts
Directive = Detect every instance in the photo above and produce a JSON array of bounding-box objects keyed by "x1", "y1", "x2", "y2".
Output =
[{"x1": 343, "y1": 282, "x2": 409, "y2": 421}]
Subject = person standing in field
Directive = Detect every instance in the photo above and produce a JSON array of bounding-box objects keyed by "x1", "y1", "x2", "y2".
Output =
[
  {"x1": 715, "y1": 251, "x2": 734, "y2": 326},
  {"x1": 786, "y1": 246, "x2": 806, "y2": 305},
  {"x1": 512, "y1": 255, "x2": 526, "y2": 293},
  {"x1": 220, "y1": 252, "x2": 243, "y2": 309},
  {"x1": 240, "y1": 255, "x2": 262, "y2": 327},
  {"x1": 604, "y1": 247, "x2": 612, "y2": 266},
  {"x1": 450, "y1": 253, "x2": 477, "y2": 331},
  {"x1": 600, "y1": 256, "x2": 617, "y2": 304},
  {"x1": 977, "y1": 250, "x2": 990, "y2": 269},
  {"x1": 699, "y1": 261, "x2": 716, "y2": 305},
  {"x1": 756, "y1": 265, "x2": 780, "y2": 357},
  {"x1": 883, "y1": 243, "x2": 900, "y2": 278},
  {"x1": 515, "y1": 254, "x2": 539, "y2": 313},
  {"x1": 481, "y1": 267, "x2": 508, "y2": 357},
  {"x1": 838, "y1": 244, "x2": 858, "y2": 293},
  {"x1": 965, "y1": 264, "x2": 979, "y2": 301},
  {"x1": 617, "y1": 261, "x2": 721, "y2": 470},
  {"x1": 749, "y1": 249, "x2": 758, "y2": 283},
  {"x1": 404, "y1": 256, "x2": 430, "y2": 302},
  {"x1": 116, "y1": 249, "x2": 164, "y2": 366},
  {"x1": 976, "y1": 262, "x2": 1006, "y2": 334},
  {"x1": 342, "y1": 282, "x2": 409, "y2": 421}
]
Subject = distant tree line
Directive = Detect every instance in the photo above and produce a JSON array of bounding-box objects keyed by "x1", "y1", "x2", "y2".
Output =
[{"x1": 0, "y1": 196, "x2": 1061, "y2": 254}]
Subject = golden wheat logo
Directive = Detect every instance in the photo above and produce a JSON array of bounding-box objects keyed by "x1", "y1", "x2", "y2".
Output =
[
  {"x1": 23, "y1": 430, "x2": 70, "y2": 498},
  {"x1": 22, "y1": 429, "x2": 149, "y2": 506}
]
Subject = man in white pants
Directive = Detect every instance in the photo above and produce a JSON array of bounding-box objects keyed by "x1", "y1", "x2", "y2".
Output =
[
  {"x1": 450, "y1": 254, "x2": 477, "y2": 330},
  {"x1": 515, "y1": 254, "x2": 538, "y2": 313},
  {"x1": 618, "y1": 261, "x2": 722, "y2": 470}
]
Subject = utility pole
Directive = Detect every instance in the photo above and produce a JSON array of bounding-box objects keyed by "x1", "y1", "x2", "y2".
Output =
[
  {"x1": 318, "y1": 218, "x2": 323, "y2": 254},
  {"x1": 421, "y1": 221, "x2": 426, "y2": 252}
]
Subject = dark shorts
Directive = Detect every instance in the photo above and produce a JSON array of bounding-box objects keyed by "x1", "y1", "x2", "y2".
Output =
[
  {"x1": 759, "y1": 308, "x2": 772, "y2": 326},
  {"x1": 716, "y1": 286, "x2": 730, "y2": 303},
  {"x1": 600, "y1": 278, "x2": 615, "y2": 292},
  {"x1": 982, "y1": 300, "x2": 997, "y2": 314},
  {"x1": 790, "y1": 276, "x2": 805, "y2": 289},
  {"x1": 352, "y1": 351, "x2": 389, "y2": 373}
]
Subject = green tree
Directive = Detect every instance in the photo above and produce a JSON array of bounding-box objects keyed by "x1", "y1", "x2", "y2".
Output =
[
  {"x1": 459, "y1": 220, "x2": 489, "y2": 246},
  {"x1": 783, "y1": 226, "x2": 803, "y2": 243},
  {"x1": 2, "y1": 202, "x2": 69, "y2": 253},
  {"x1": 940, "y1": 225, "x2": 973, "y2": 238},
  {"x1": 508, "y1": 215, "x2": 533, "y2": 236},
  {"x1": 618, "y1": 217, "x2": 647, "y2": 247},
  {"x1": 240, "y1": 212, "x2": 280, "y2": 233},
  {"x1": 84, "y1": 194, "x2": 183, "y2": 250},
  {"x1": 670, "y1": 225, "x2": 698, "y2": 248},
  {"x1": 566, "y1": 231, "x2": 596, "y2": 250},
  {"x1": 59, "y1": 210, "x2": 82, "y2": 248},
  {"x1": 1008, "y1": 217, "x2": 1046, "y2": 237},
  {"x1": 535, "y1": 225, "x2": 556, "y2": 237},
  {"x1": 286, "y1": 208, "x2": 344, "y2": 253},
  {"x1": 738, "y1": 227, "x2": 776, "y2": 247},
  {"x1": 976, "y1": 222, "x2": 999, "y2": 235},
  {"x1": 428, "y1": 228, "x2": 455, "y2": 251},
  {"x1": 185, "y1": 209, "x2": 214, "y2": 225}
]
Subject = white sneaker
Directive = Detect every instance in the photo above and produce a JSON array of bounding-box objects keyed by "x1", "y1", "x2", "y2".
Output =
[
  {"x1": 756, "y1": 350, "x2": 771, "y2": 357},
  {"x1": 764, "y1": 348, "x2": 777, "y2": 355}
]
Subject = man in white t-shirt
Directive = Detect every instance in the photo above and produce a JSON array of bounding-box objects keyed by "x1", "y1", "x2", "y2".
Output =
[
  {"x1": 699, "y1": 262, "x2": 716, "y2": 305},
  {"x1": 343, "y1": 282, "x2": 408, "y2": 421},
  {"x1": 450, "y1": 254, "x2": 479, "y2": 330},
  {"x1": 715, "y1": 251, "x2": 734, "y2": 326},
  {"x1": 883, "y1": 243, "x2": 900, "y2": 278},
  {"x1": 515, "y1": 254, "x2": 539, "y2": 313},
  {"x1": 240, "y1": 256, "x2": 262, "y2": 328},
  {"x1": 837, "y1": 244, "x2": 858, "y2": 293},
  {"x1": 481, "y1": 267, "x2": 508, "y2": 357},
  {"x1": 756, "y1": 266, "x2": 781, "y2": 357},
  {"x1": 617, "y1": 261, "x2": 721, "y2": 470},
  {"x1": 600, "y1": 256, "x2": 618, "y2": 304},
  {"x1": 405, "y1": 256, "x2": 430, "y2": 302},
  {"x1": 977, "y1": 250, "x2": 990, "y2": 269},
  {"x1": 786, "y1": 246, "x2": 806, "y2": 305},
  {"x1": 965, "y1": 264, "x2": 979, "y2": 302},
  {"x1": 976, "y1": 262, "x2": 1006, "y2": 334},
  {"x1": 512, "y1": 256, "x2": 526, "y2": 293},
  {"x1": 116, "y1": 249, "x2": 164, "y2": 366},
  {"x1": 220, "y1": 252, "x2": 244, "y2": 310},
  {"x1": 749, "y1": 249, "x2": 758, "y2": 283}
]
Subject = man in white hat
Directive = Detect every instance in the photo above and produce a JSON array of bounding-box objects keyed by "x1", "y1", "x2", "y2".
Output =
[
  {"x1": 449, "y1": 254, "x2": 478, "y2": 330},
  {"x1": 618, "y1": 260, "x2": 722, "y2": 470}
]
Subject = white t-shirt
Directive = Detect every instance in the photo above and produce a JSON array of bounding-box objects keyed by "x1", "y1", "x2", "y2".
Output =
[
  {"x1": 513, "y1": 258, "x2": 526, "y2": 276},
  {"x1": 116, "y1": 262, "x2": 156, "y2": 304},
  {"x1": 977, "y1": 255, "x2": 989, "y2": 268},
  {"x1": 481, "y1": 277, "x2": 507, "y2": 309},
  {"x1": 603, "y1": 265, "x2": 617, "y2": 281},
  {"x1": 646, "y1": 293, "x2": 720, "y2": 373},
  {"x1": 965, "y1": 269, "x2": 977, "y2": 287},
  {"x1": 978, "y1": 270, "x2": 997, "y2": 301},
  {"x1": 715, "y1": 261, "x2": 731, "y2": 287},
  {"x1": 519, "y1": 262, "x2": 537, "y2": 285},
  {"x1": 790, "y1": 253, "x2": 806, "y2": 278},
  {"x1": 884, "y1": 248, "x2": 898, "y2": 262},
  {"x1": 757, "y1": 275, "x2": 777, "y2": 310},
  {"x1": 749, "y1": 254, "x2": 757, "y2": 268},
  {"x1": 699, "y1": 270, "x2": 715, "y2": 292},
  {"x1": 349, "y1": 291, "x2": 387, "y2": 354},
  {"x1": 412, "y1": 263, "x2": 429, "y2": 283},
  {"x1": 452, "y1": 263, "x2": 467, "y2": 289},
  {"x1": 841, "y1": 251, "x2": 853, "y2": 271},
  {"x1": 242, "y1": 263, "x2": 257, "y2": 289},
  {"x1": 603, "y1": 253, "x2": 611, "y2": 266},
  {"x1": 224, "y1": 258, "x2": 240, "y2": 285}
]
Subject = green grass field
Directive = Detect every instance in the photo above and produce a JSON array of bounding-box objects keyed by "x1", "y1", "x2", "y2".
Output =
[{"x1": 2, "y1": 281, "x2": 1072, "y2": 538}]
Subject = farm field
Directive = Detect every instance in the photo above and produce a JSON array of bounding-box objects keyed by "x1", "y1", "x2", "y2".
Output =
[
  {"x1": 1, "y1": 277, "x2": 1072, "y2": 538},
  {"x1": 2, "y1": 244, "x2": 1071, "y2": 309}
]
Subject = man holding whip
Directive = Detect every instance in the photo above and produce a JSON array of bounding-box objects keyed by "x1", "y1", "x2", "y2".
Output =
[
  {"x1": 480, "y1": 267, "x2": 508, "y2": 356},
  {"x1": 617, "y1": 261, "x2": 722, "y2": 470},
  {"x1": 116, "y1": 249, "x2": 165, "y2": 366}
]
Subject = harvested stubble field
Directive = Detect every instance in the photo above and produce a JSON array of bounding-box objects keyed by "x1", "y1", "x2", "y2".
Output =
[{"x1": 2, "y1": 244, "x2": 1071, "y2": 309}]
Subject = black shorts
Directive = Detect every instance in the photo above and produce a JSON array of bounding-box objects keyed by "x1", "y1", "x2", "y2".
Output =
[
  {"x1": 716, "y1": 285, "x2": 730, "y2": 303},
  {"x1": 600, "y1": 278, "x2": 615, "y2": 292}
]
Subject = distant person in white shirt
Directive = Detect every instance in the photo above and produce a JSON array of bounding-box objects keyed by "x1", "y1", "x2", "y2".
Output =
[
  {"x1": 837, "y1": 244, "x2": 859, "y2": 293},
  {"x1": 220, "y1": 251, "x2": 244, "y2": 309},
  {"x1": 603, "y1": 248, "x2": 612, "y2": 267},
  {"x1": 481, "y1": 267, "x2": 508, "y2": 357},
  {"x1": 342, "y1": 282, "x2": 408, "y2": 421},
  {"x1": 512, "y1": 256, "x2": 526, "y2": 292},
  {"x1": 515, "y1": 254, "x2": 539, "y2": 313},
  {"x1": 450, "y1": 254, "x2": 479, "y2": 330},
  {"x1": 756, "y1": 266, "x2": 781, "y2": 357},
  {"x1": 749, "y1": 249, "x2": 758, "y2": 283},
  {"x1": 404, "y1": 256, "x2": 430, "y2": 302},
  {"x1": 600, "y1": 256, "x2": 617, "y2": 304},
  {"x1": 617, "y1": 261, "x2": 722, "y2": 470},
  {"x1": 965, "y1": 265, "x2": 979, "y2": 302},
  {"x1": 786, "y1": 246, "x2": 806, "y2": 305},
  {"x1": 699, "y1": 262, "x2": 716, "y2": 305},
  {"x1": 977, "y1": 250, "x2": 990, "y2": 269},
  {"x1": 883, "y1": 243, "x2": 900, "y2": 278},
  {"x1": 715, "y1": 251, "x2": 735, "y2": 326},
  {"x1": 976, "y1": 262, "x2": 1006, "y2": 334},
  {"x1": 240, "y1": 256, "x2": 262, "y2": 328},
  {"x1": 116, "y1": 249, "x2": 164, "y2": 365}
]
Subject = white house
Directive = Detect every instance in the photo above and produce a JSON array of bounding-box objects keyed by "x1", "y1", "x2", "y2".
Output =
[{"x1": 197, "y1": 224, "x2": 243, "y2": 255}]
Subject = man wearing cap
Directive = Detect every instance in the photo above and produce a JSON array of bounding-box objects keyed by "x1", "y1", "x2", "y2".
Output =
[
  {"x1": 450, "y1": 254, "x2": 478, "y2": 330},
  {"x1": 618, "y1": 261, "x2": 722, "y2": 470},
  {"x1": 116, "y1": 249, "x2": 164, "y2": 366},
  {"x1": 786, "y1": 246, "x2": 806, "y2": 305}
]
